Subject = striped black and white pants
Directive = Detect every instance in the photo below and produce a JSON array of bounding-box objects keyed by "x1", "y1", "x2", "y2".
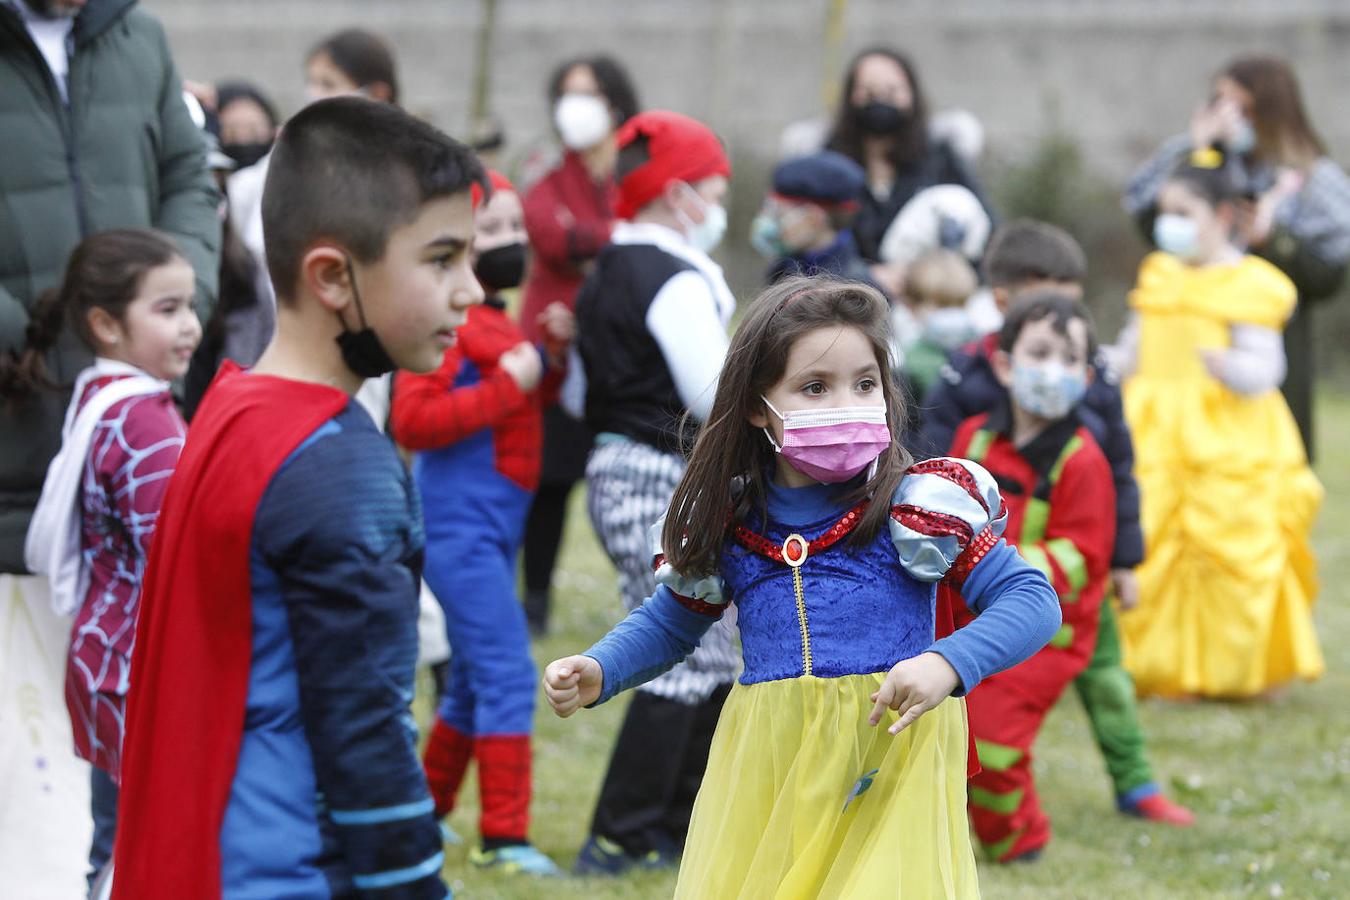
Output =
[{"x1": 585, "y1": 437, "x2": 740, "y2": 705}]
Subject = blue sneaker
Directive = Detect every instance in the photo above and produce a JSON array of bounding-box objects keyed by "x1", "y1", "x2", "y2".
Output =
[
  {"x1": 573, "y1": 835, "x2": 677, "y2": 876},
  {"x1": 573, "y1": 835, "x2": 633, "y2": 876},
  {"x1": 469, "y1": 843, "x2": 562, "y2": 876}
]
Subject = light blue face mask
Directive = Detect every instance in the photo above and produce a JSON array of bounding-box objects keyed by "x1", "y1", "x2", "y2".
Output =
[
  {"x1": 750, "y1": 213, "x2": 786, "y2": 259},
  {"x1": 921, "y1": 307, "x2": 976, "y2": 352},
  {"x1": 1153, "y1": 213, "x2": 1201, "y2": 260},
  {"x1": 1011, "y1": 362, "x2": 1088, "y2": 420},
  {"x1": 1227, "y1": 118, "x2": 1256, "y2": 156}
]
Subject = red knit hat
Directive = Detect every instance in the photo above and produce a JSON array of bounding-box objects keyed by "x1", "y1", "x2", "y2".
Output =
[
  {"x1": 470, "y1": 169, "x2": 516, "y2": 210},
  {"x1": 613, "y1": 110, "x2": 731, "y2": 220}
]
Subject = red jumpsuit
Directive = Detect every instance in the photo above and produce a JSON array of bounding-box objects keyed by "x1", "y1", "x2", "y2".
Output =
[{"x1": 950, "y1": 408, "x2": 1116, "y2": 861}]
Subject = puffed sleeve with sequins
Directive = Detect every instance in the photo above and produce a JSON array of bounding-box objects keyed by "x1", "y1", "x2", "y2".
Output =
[
  {"x1": 650, "y1": 516, "x2": 729, "y2": 613},
  {"x1": 580, "y1": 517, "x2": 728, "y2": 706},
  {"x1": 889, "y1": 457, "x2": 1007, "y2": 585},
  {"x1": 895, "y1": 458, "x2": 1062, "y2": 694}
]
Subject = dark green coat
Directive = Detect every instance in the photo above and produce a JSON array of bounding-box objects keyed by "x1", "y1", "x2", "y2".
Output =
[{"x1": 0, "y1": 0, "x2": 221, "y2": 572}]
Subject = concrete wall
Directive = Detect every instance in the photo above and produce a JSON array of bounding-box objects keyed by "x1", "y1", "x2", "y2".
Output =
[{"x1": 151, "y1": 0, "x2": 1350, "y2": 306}]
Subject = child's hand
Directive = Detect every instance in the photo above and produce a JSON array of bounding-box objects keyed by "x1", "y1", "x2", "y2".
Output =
[
  {"x1": 499, "y1": 342, "x2": 543, "y2": 392},
  {"x1": 543, "y1": 655, "x2": 603, "y2": 717},
  {"x1": 1111, "y1": 567, "x2": 1139, "y2": 611},
  {"x1": 537, "y1": 302, "x2": 576, "y2": 345},
  {"x1": 868, "y1": 652, "x2": 959, "y2": 735}
]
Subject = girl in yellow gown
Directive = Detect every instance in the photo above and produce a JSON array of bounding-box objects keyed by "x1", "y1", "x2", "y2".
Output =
[
  {"x1": 543, "y1": 278, "x2": 1061, "y2": 897},
  {"x1": 1119, "y1": 161, "x2": 1324, "y2": 698}
]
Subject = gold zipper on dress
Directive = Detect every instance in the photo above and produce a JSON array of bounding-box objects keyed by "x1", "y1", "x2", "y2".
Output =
[{"x1": 783, "y1": 534, "x2": 812, "y2": 676}]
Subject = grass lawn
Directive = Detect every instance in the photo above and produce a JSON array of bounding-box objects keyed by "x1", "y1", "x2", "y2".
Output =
[{"x1": 426, "y1": 393, "x2": 1350, "y2": 899}]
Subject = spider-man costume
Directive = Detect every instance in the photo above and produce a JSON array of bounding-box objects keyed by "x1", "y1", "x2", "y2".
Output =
[{"x1": 391, "y1": 298, "x2": 561, "y2": 846}]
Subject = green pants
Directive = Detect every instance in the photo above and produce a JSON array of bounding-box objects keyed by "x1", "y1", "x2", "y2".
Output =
[{"x1": 1072, "y1": 600, "x2": 1154, "y2": 796}]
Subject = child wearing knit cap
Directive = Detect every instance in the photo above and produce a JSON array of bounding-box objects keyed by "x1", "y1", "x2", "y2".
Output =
[{"x1": 569, "y1": 109, "x2": 743, "y2": 875}]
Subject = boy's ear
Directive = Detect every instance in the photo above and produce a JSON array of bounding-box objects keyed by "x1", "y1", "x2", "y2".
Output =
[
  {"x1": 990, "y1": 348, "x2": 1014, "y2": 388},
  {"x1": 366, "y1": 81, "x2": 393, "y2": 103},
  {"x1": 301, "y1": 245, "x2": 355, "y2": 314}
]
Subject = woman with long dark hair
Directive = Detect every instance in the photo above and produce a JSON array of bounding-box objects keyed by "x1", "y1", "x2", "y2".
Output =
[
  {"x1": 825, "y1": 47, "x2": 996, "y2": 294},
  {"x1": 518, "y1": 55, "x2": 641, "y2": 635},
  {"x1": 1124, "y1": 55, "x2": 1350, "y2": 459}
]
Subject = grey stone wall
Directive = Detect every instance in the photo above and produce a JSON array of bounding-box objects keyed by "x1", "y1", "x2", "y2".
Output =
[{"x1": 153, "y1": 0, "x2": 1350, "y2": 307}]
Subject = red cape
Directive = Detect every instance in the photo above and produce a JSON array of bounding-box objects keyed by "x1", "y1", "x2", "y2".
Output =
[{"x1": 112, "y1": 363, "x2": 349, "y2": 900}]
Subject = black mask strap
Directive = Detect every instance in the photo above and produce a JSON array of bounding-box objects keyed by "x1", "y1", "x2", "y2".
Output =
[{"x1": 335, "y1": 257, "x2": 396, "y2": 378}]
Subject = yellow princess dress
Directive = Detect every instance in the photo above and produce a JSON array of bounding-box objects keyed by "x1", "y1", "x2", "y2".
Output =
[
  {"x1": 584, "y1": 458, "x2": 1057, "y2": 898},
  {"x1": 1120, "y1": 251, "x2": 1324, "y2": 697}
]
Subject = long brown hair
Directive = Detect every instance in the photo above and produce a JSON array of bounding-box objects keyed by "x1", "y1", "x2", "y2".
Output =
[
  {"x1": 662, "y1": 276, "x2": 913, "y2": 577},
  {"x1": 0, "y1": 229, "x2": 183, "y2": 405},
  {"x1": 1222, "y1": 56, "x2": 1326, "y2": 169},
  {"x1": 825, "y1": 47, "x2": 931, "y2": 172}
]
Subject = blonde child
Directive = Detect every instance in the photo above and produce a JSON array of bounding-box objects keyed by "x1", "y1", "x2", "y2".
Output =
[
  {"x1": 900, "y1": 248, "x2": 979, "y2": 397},
  {"x1": 545, "y1": 277, "x2": 1060, "y2": 898},
  {"x1": 1118, "y1": 161, "x2": 1324, "y2": 697},
  {"x1": 17, "y1": 229, "x2": 201, "y2": 887}
]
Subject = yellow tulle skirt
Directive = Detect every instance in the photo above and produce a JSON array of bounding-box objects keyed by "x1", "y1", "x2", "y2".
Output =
[{"x1": 674, "y1": 674, "x2": 978, "y2": 900}]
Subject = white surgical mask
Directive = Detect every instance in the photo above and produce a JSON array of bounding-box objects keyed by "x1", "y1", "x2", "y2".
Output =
[
  {"x1": 674, "y1": 182, "x2": 727, "y2": 254},
  {"x1": 554, "y1": 93, "x2": 612, "y2": 151}
]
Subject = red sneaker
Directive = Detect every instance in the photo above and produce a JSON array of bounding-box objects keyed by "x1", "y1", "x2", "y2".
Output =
[{"x1": 1127, "y1": 793, "x2": 1195, "y2": 826}]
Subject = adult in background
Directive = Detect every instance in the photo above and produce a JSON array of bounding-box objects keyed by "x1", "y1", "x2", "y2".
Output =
[
  {"x1": 519, "y1": 54, "x2": 640, "y2": 635},
  {"x1": 215, "y1": 80, "x2": 280, "y2": 170},
  {"x1": 825, "y1": 47, "x2": 996, "y2": 297},
  {"x1": 1123, "y1": 55, "x2": 1350, "y2": 460},
  {"x1": 225, "y1": 27, "x2": 400, "y2": 425},
  {"x1": 0, "y1": 0, "x2": 220, "y2": 894}
]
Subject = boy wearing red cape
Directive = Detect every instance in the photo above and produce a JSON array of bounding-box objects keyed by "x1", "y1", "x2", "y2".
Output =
[{"x1": 111, "y1": 98, "x2": 486, "y2": 899}]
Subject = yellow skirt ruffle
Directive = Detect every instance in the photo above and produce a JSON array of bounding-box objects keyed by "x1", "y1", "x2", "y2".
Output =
[{"x1": 674, "y1": 674, "x2": 977, "y2": 900}]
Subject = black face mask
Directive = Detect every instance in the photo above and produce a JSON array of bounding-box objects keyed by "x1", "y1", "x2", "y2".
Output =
[
  {"x1": 852, "y1": 100, "x2": 911, "y2": 136},
  {"x1": 221, "y1": 140, "x2": 272, "y2": 169},
  {"x1": 473, "y1": 243, "x2": 527, "y2": 292},
  {"x1": 335, "y1": 259, "x2": 396, "y2": 378}
]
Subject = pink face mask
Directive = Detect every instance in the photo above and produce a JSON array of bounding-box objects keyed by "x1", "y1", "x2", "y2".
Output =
[{"x1": 762, "y1": 397, "x2": 892, "y2": 484}]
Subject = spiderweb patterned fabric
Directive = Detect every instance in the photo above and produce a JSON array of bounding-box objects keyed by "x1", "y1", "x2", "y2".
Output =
[{"x1": 67, "y1": 376, "x2": 185, "y2": 776}]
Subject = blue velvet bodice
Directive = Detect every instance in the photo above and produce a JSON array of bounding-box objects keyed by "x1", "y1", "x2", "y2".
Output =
[{"x1": 721, "y1": 483, "x2": 936, "y2": 685}]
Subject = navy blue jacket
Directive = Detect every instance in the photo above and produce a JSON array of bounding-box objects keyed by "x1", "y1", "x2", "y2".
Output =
[{"x1": 916, "y1": 334, "x2": 1145, "y2": 570}]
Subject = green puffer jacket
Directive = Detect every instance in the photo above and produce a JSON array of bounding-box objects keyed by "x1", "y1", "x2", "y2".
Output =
[{"x1": 0, "y1": 0, "x2": 221, "y2": 572}]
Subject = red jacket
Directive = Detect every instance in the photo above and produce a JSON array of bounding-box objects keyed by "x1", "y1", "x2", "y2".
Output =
[
  {"x1": 390, "y1": 299, "x2": 562, "y2": 492},
  {"x1": 949, "y1": 408, "x2": 1116, "y2": 667},
  {"x1": 519, "y1": 150, "x2": 615, "y2": 344}
]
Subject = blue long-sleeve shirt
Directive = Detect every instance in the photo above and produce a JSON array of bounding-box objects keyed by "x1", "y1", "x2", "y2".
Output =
[
  {"x1": 221, "y1": 404, "x2": 446, "y2": 899},
  {"x1": 586, "y1": 478, "x2": 1060, "y2": 705}
]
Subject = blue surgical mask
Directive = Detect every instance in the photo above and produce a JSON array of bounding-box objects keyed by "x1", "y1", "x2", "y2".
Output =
[
  {"x1": 1227, "y1": 118, "x2": 1256, "y2": 156},
  {"x1": 1153, "y1": 213, "x2": 1201, "y2": 260},
  {"x1": 750, "y1": 213, "x2": 786, "y2": 258},
  {"x1": 921, "y1": 307, "x2": 976, "y2": 352},
  {"x1": 1011, "y1": 362, "x2": 1087, "y2": 420}
]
